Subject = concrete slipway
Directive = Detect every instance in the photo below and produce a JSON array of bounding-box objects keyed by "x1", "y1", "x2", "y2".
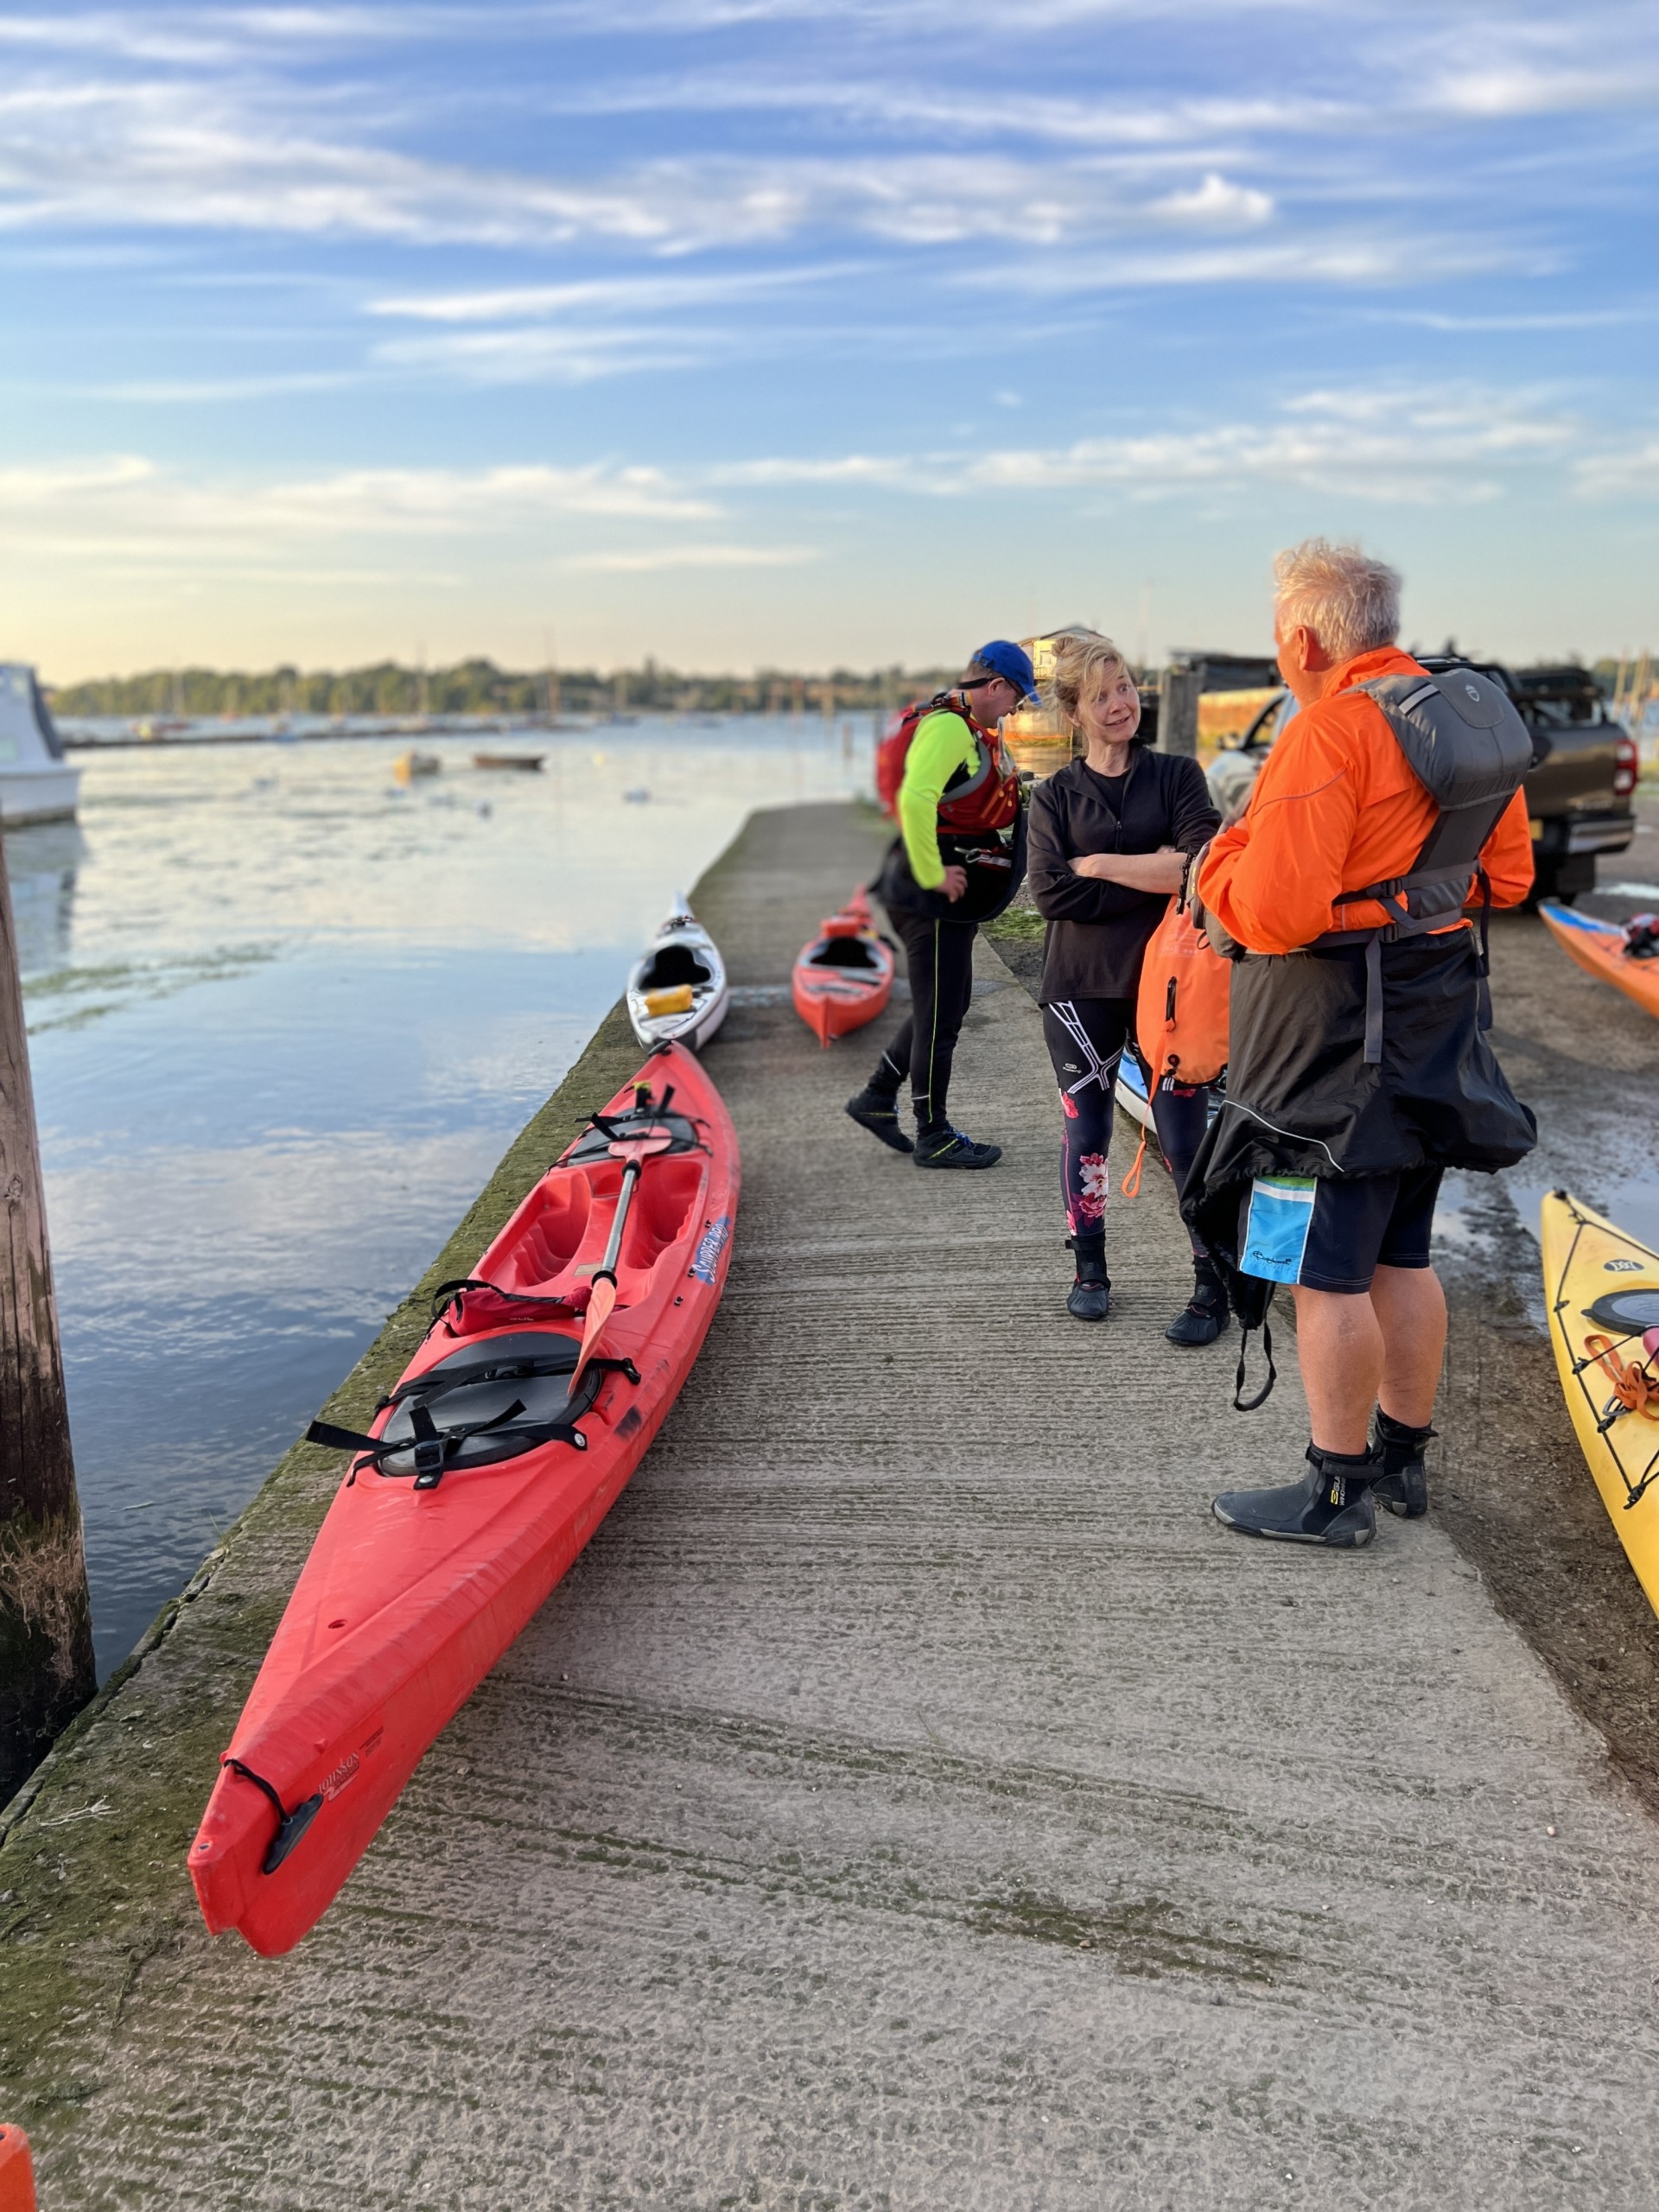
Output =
[{"x1": 4, "y1": 800, "x2": 1659, "y2": 2209}]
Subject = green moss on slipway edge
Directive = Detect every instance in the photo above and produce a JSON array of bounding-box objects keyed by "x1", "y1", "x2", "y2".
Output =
[{"x1": 0, "y1": 989, "x2": 650, "y2": 2145}]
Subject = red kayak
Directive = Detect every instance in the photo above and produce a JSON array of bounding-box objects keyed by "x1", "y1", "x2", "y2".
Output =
[
  {"x1": 189, "y1": 1043, "x2": 738, "y2": 1956},
  {"x1": 791, "y1": 888, "x2": 895, "y2": 1046}
]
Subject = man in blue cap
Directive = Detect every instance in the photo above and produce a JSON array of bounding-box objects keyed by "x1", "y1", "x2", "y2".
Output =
[{"x1": 847, "y1": 639, "x2": 1036, "y2": 1168}]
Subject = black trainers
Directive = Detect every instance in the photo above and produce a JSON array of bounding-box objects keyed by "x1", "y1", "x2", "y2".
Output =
[
  {"x1": 1166, "y1": 1257, "x2": 1230, "y2": 1347},
  {"x1": 1212, "y1": 1445, "x2": 1377, "y2": 1549},
  {"x1": 913, "y1": 1124, "x2": 1001, "y2": 1170},
  {"x1": 1370, "y1": 1409, "x2": 1433, "y2": 1519},
  {"x1": 845, "y1": 1089, "x2": 912, "y2": 1154},
  {"x1": 1065, "y1": 1234, "x2": 1110, "y2": 1321}
]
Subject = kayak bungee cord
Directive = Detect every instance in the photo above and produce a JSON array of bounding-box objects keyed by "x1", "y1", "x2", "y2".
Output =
[{"x1": 1550, "y1": 1192, "x2": 1659, "y2": 1509}]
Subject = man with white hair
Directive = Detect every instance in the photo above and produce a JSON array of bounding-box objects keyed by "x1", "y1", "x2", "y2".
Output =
[{"x1": 1185, "y1": 538, "x2": 1537, "y2": 1549}]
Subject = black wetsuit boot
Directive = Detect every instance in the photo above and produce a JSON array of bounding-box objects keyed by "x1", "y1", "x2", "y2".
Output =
[
  {"x1": 1065, "y1": 1233, "x2": 1111, "y2": 1321},
  {"x1": 1166, "y1": 1255, "x2": 1229, "y2": 1346},
  {"x1": 1212, "y1": 1444, "x2": 1377, "y2": 1549},
  {"x1": 1370, "y1": 1409, "x2": 1434, "y2": 1519},
  {"x1": 845, "y1": 1050, "x2": 912, "y2": 1154}
]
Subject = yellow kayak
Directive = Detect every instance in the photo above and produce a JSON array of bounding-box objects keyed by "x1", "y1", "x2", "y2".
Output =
[{"x1": 1541, "y1": 1190, "x2": 1659, "y2": 1616}]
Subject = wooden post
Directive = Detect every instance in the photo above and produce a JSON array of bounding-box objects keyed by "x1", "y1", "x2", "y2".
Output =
[
  {"x1": 0, "y1": 832, "x2": 94, "y2": 1802},
  {"x1": 1158, "y1": 663, "x2": 1203, "y2": 758}
]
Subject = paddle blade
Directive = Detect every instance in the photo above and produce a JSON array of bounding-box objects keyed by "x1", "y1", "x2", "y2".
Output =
[{"x1": 570, "y1": 1274, "x2": 617, "y2": 1396}]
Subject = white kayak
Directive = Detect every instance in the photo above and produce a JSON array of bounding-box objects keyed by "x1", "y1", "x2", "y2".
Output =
[
  {"x1": 1115, "y1": 1052, "x2": 1155, "y2": 1133},
  {"x1": 626, "y1": 897, "x2": 730, "y2": 1052}
]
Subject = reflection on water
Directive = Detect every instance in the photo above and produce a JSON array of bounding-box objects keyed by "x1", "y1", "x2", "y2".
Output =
[
  {"x1": 5, "y1": 720, "x2": 873, "y2": 1675},
  {"x1": 4, "y1": 820, "x2": 84, "y2": 976}
]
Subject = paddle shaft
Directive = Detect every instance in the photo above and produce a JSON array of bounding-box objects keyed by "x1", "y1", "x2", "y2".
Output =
[
  {"x1": 596, "y1": 1157, "x2": 643, "y2": 1282},
  {"x1": 570, "y1": 1118, "x2": 677, "y2": 1393}
]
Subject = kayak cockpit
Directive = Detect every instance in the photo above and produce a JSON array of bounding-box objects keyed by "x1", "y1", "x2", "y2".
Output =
[{"x1": 806, "y1": 934, "x2": 883, "y2": 972}]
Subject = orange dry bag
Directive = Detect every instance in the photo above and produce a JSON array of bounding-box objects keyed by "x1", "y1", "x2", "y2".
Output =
[{"x1": 1136, "y1": 893, "x2": 1230, "y2": 1085}]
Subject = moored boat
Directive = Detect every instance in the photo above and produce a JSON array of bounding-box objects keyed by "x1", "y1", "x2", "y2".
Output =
[
  {"x1": 1539, "y1": 899, "x2": 1659, "y2": 1020},
  {"x1": 474, "y1": 752, "x2": 544, "y2": 772},
  {"x1": 626, "y1": 897, "x2": 729, "y2": 1052},
  {"x1": 791, "y1": 887, "x2": 894, "y2": 1046},
  {"x1": 0, "y1": 664, "x2": 79, "y2": 826},
  {"x1": 188, "y1": 1042, "x2": 739, "y2": 1955}
]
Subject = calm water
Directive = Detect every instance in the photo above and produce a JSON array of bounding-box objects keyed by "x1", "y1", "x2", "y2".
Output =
[{"x1": 5, "y1": 720, "x2": 874, "y2": 1675}]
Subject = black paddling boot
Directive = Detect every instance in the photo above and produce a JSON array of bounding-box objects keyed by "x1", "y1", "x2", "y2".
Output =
[
  {"x1": 845, "y1": 1084, "x2": 913, "y2": 1154},
  {"x1": 1370, "y1": 1409, "x2": 1434, "y2": 1519},
  {"x1": 1065, "y1": 1233, "x2": 1111, "y2": 1321},
  {"x1": 1212, "y1": 1444, "x2": 1377, "y2": 1549},
  {"x1": 1166, "y1": 1255, "x2": 1229, "y2": 1346}
]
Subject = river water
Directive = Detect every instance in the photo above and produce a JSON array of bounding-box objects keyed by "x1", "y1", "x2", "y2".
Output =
[{"x1": 4, "y1": 719, "x2": 874, "y2": 1675}]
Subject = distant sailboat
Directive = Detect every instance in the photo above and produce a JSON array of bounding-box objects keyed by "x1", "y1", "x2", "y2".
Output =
[{"x1": 0, "y1": 665, "x2": 80, "y2": 825}]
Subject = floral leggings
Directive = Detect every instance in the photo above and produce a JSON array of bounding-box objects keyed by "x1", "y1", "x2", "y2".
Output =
[{"x1": 1040, "y1": 997, "x2": 1211, "y2": 1248}]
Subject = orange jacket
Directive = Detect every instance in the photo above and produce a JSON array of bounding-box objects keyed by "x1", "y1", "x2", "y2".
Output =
[{"x1": 1198, "y1": 646, "x2": 1535, "y2": 955}]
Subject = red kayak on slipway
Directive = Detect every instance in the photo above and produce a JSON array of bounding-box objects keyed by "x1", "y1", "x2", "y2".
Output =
[
  {"x1": 189, "y1": 1041, "x2": 738, "y2": 1956},
  {"x1": 791, "y1": 887, "x2": 895, "y2": 1046}
]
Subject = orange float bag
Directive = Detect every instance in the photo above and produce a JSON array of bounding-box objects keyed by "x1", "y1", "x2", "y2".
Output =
[{"x1": 1136, "y1": 892, "x2": 1230, "y2": 1085}]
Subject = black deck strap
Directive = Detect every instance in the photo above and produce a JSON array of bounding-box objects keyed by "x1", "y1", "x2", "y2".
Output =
[
  {"x1": 1233, "y1": 1317, "x2": 1278, "y2": 1413},
  {"x1": 307, "y1": 1395, "x2": 530, "y2": 1487},
  {"x1": 223, "y1": 1758, "x2": 325, "y2": 1876},
  {"x1": 387, "y1": 1351, "x2": 639, "y2": 1406},
  {"x1": 429, "y1": 1277, "x2": 579, "y2": 1325}
]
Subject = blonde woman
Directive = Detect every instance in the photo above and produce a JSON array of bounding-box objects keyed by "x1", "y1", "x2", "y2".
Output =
[{"x1": 1027, "y1": 630, "x2": 1224, "y2": 1335}]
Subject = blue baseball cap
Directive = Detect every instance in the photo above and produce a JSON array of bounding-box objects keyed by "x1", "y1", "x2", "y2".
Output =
[{"x1": 963, "y1": 639, "x2": 1039, "y2": 706}]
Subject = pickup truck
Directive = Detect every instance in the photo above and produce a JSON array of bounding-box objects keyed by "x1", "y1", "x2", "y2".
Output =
[{"x1": 1206, "y1": 659, "x2": 1638, "y2": 905}]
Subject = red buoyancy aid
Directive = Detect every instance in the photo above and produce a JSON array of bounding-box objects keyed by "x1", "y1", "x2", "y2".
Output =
[{"x1": 876, "y1": 695, "x2": 1020, "y2": 834}]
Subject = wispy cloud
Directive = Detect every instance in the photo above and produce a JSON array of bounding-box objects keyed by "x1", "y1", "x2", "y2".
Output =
[
  {"x1": 715, "y1": 386, "x2": 1581, "y2": 503},
  {"x1": 566, "y1": 543, "x2": 818, "y2": 570}
]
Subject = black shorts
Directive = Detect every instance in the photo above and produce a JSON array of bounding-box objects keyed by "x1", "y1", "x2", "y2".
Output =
[{"x1": 1237, "y1": 1164, "x2": 1442, "y2": 1294}]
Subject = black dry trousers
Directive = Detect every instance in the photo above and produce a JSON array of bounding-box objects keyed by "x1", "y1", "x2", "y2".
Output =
[{"x1": 866, "y1": 907, "x2": 978, "y2": 1135}]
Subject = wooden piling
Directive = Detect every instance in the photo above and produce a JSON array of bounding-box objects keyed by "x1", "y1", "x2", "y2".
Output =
[{"x1": 0, "y1": 832, "x2": 94, "y2": 1802}]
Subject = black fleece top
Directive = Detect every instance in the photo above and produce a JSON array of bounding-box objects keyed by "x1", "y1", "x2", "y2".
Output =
[{"x1": 1028, "y1": 748, "x2": 1220, "y2": 1002}]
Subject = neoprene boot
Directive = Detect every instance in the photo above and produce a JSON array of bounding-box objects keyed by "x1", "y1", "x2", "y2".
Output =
[
  {"x1": 1211, "y1": 1444, "x2": 1377, "y2": 1549},
  {"x1": 845, "y1": 1084, "x2": 913, "y2": 1154},
  {"x1": 1370, "y1": 1408, "x2": 1434, "y2": 1519},
  {"x1": 1166, "y1": 1256, "x2": 1230, "y2": 1347},
  {"x1": 914, "y1": 1123, "x2": 1001, "y2": 1170},
  {"x1": 1065, "y1": 1234, "x2": 1111, "y2": 1322}
]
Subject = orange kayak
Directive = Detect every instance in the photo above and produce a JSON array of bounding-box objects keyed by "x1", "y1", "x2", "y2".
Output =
[
  {"x1": 791, "y1": 888, "x2": 895, "y2": 1046},
  {"x1": 1539, "y1": 900, "x2": 1659, "y2": 1020},
  {"x1": 189, "y1": 1042, "x2": 738, "y2": 1956}
]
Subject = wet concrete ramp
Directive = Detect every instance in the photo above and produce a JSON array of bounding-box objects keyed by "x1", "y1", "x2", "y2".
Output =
[{"x1": 16, "y1": 802, "x2": 1659, "y2": 2208}]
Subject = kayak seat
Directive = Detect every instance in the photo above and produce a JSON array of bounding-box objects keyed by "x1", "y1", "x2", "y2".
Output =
[
  {"x1": 503, "y1": 1175, "x2": 593, "y2": 1283},
  {"x1": 620, "y1": 1156, "x2": 702, "y2": 1269},
  {"x1": 810, "y1": 937, "x2": 881, "y2": 971},
  {"x1": 376, "y1": 1332, "x2": 609, "y2": 1478},
  {"x1": 565, "y1": 1108, "x2": 701, "y2": 1166},
  {"x1": 639, "y1": 944, "x2": 709, "y2": 990}
]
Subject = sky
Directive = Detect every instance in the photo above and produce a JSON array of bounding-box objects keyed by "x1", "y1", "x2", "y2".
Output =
[{"x1": 0, "y1": 1, "x2": 1656, "y2": 682}]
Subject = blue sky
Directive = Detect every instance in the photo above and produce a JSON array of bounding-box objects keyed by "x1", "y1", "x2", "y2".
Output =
[{"x1": 2, "y1": 1, "x2": 1656, "y2": 680}]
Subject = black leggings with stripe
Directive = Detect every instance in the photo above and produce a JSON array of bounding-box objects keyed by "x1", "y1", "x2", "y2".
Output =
[
  {"x1": 1041, "y1": 996, "x2": 1211, "y2": 1251},
  {"x1": 868, "y1": 908, "x2": 978, "y2": 1133}
]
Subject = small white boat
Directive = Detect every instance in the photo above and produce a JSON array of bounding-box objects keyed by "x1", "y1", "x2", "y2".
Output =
[
  {"x1": 626, "y1": 897, "x2": 729, "y2": 1052},
  {"x1": 0, "y1": 664, "x2": 79, "y2": 826}
]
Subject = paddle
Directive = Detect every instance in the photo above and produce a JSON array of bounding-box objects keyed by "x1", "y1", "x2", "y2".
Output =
[{"x1": 569, "y1": 1116, "x2": 677, "y2": 1395}]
